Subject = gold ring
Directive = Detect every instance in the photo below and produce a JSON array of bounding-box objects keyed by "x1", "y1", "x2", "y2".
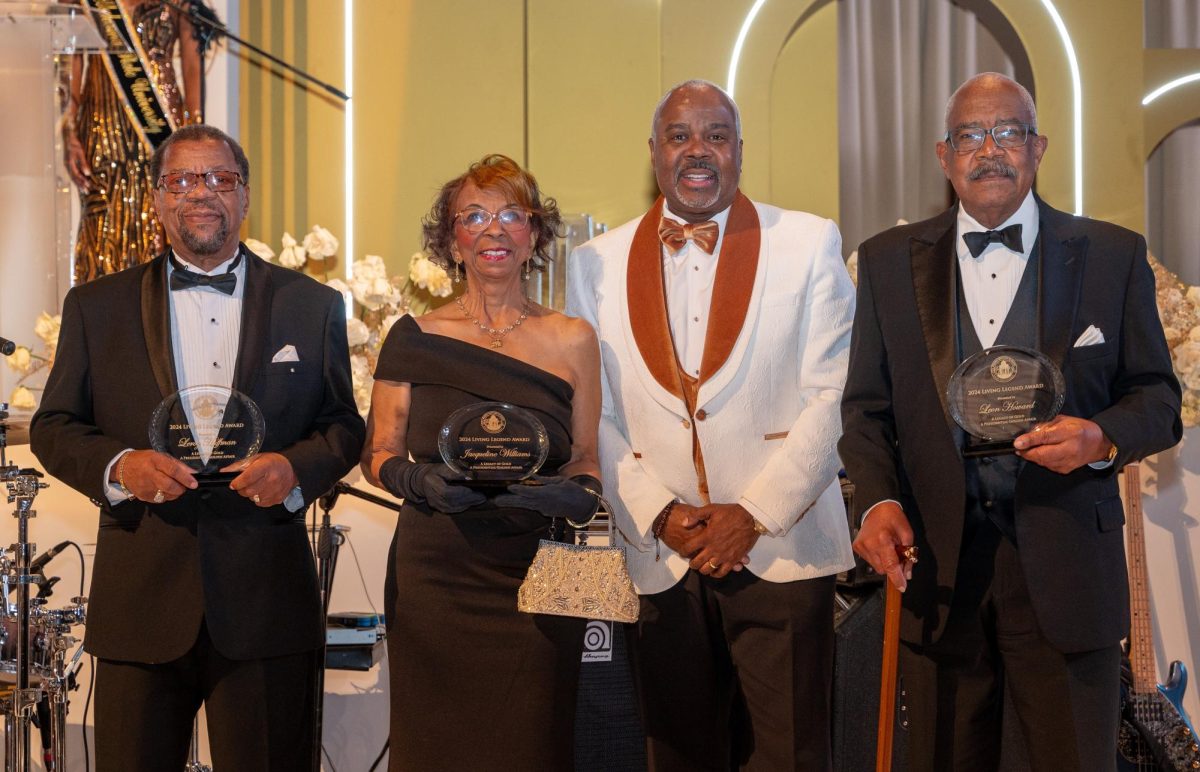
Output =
[
  {"x1": 707, "y1": 560, "x2": 719, "y2": 571},
  {"x1": 252, "y1": 494, "x2": 261, "y2": 504},
  {"x1": 152, "y1": 490, "x2": 166, "y2": 504}
]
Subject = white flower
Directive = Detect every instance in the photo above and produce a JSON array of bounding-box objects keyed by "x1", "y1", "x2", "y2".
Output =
[
  {"x1": 409, "y1": 252, "x2": 453, "y2": 297},
  {"x1": 346, "y1": 318, "x2": 370, "y2": 347},
  {"x1": 33, "y1": 312, "x2": 61, "y2": 351},
  {"x1": 381, "y1": 313, "x2": 404, "y2": 337},
  {"x1": 244, "y1": 238, "x2": 276, "y2": 262},
  {"x1": 278, "y1": 232, "x2": 307, "y2": 269},
  {"x1": 302, "y1": 225, "x2": 339, "y2": 260},
  {"x1": 348, "y1": 255, "x2": 402, "y2": 310},
  {"x1": 8, "y1": 386, "x2": 36, "y2": 411},
  {"x1": 5, "y1": 346, "x2": 32, "y2": 373},
  {"x1": 844, "y1": 251, "x2": 858, "y2": 287},
  {"x1": 349, "y1": 353, "x2": 374, "y2": 415},
  {"x1": 325, "y1": 278, "x2": 350, "y2": 295},
  {"x1": 1187, "y1": 286, "x2": 1200, "y2": 307},
  {"x1": 1174, "y1": 341, "x2": 1200, "y2": 374}
]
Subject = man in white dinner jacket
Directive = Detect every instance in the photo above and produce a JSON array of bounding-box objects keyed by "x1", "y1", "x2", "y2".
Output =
[{"x1": 566, "y1": 79, "x2": 855, "y2": 772}]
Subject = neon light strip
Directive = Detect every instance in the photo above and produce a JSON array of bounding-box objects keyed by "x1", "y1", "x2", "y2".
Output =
[
  {"x1": 343, "y1": 0, "x2": 354, "y2": 287},
  {"x1": 725, "y1": 0, "x2": 1084, "y2": 215},
  {"x1": 1143, "y1": 72, "x2": 1200, "y2": 105},
  {"x1": 726, "y1": 0, "x2": 768, "y2": 98},
  {"x1": 1038, "y1": 0, "x2": 1082, "y2": 215}
]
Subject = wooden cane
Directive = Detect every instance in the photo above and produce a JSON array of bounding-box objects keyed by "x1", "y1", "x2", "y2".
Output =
[{"x1": 877, "y1": 545, "x2": 916, "y2": 772}]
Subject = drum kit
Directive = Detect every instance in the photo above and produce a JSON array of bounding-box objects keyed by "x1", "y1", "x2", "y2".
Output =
[{"x1": 0, "y1": 403, "x2": 87, "y2": 772}]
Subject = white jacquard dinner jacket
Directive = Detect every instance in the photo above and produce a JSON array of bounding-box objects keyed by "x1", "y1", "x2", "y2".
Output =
[{"x1": 565, "y1": 194, "x2": 856, "y2": 594}]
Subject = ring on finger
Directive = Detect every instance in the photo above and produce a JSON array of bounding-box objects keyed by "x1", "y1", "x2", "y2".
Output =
[
  {"x1": 707, "y1": 560, "x2": 719, "y2": 571},
  {"x1": 152, "y1": 490, "x2": 166, "y2": 504}
]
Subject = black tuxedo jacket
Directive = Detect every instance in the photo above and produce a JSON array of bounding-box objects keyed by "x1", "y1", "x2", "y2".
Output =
[
  {"x1": 31, "y1": 247, "x2": 366, "y2": 663},
  {"x1": 839, "y1": 199, "x2": 1181, "y2": 653}
]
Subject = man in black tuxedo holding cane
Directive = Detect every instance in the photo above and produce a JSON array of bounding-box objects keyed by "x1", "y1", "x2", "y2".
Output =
[{"x1": 841, "y1": 73, "x2": 1181, "y2": 770}]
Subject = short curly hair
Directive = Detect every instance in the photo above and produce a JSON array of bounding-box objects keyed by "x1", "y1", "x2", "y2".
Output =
[{"x1": 421, "y1": 154, "x2": 562, "y2": 278}]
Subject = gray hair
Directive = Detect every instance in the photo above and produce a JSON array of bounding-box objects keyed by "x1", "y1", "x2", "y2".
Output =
[
  {"x1": 943, "y1": 72, "x2": 1037, "y2": 134},
  {"x1": 649, "y1": 79, "x2": 742, "y2": 142},
  {"x1": 149, "y1": 124, "x2": 251, "y2": 186}
]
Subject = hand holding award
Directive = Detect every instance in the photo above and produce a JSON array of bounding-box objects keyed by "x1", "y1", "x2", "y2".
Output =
[
  {"x1": 946, "y1": 345, "x2": 1065, "y2": 457},
  {"x1": 148, "y1": 385, "x2": 266, "y2": 487}
]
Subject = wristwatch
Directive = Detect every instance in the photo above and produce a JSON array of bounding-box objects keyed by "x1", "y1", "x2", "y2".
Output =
[{"x1": 751, "y1": 517, "x2": 770, "y2": 536}]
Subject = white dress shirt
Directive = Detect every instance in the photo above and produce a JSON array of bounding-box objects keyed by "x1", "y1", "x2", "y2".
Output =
[
  {"x1": 956, "y1": 190, "x2": 1039, "y2": 349},
  {"x1": 661, "y1": 203, "x2": 732, "y2": 379}
]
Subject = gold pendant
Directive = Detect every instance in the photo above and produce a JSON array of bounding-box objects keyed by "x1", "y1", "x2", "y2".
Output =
[{"x1": 491, "y1": 340, "x2": 503, "y2": 348}]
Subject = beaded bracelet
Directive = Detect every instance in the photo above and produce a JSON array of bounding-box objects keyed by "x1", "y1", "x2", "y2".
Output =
[{"x1": 651, "y1": 498, "x2": 679, "y2": 562}]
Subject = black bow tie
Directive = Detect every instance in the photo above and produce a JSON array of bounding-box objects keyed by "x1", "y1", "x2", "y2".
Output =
[
  {"x1": 962, "y1": 223, "x2": 1023, "y2": 258},
  {"x1": 169, "y1": 253, "x2": 241, "y2": 295}
]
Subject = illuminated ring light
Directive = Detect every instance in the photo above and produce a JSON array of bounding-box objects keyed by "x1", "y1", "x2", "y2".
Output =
[
  {"x1": 726, "y1": 0, "x2": 1084, "y2": 215},
  {"x1": 1144, "y1": 73, "x2": 1200, "y2": 106}
]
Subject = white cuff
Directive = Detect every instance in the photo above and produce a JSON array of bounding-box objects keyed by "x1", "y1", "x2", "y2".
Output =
[
  {"x1": 102, "y1": 449, "x2": 135, "y2": 505},
  {"x1": 283, "y1": 486, "x2": 305, "y2": 512},
  {"x1": 860, "y1": 498, "x2": 901, "y2": 526}
]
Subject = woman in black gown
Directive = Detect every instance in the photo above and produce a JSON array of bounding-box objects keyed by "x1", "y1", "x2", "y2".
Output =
[{"x1": 361, "y1": 154, "x2": 602, "y2": 771}]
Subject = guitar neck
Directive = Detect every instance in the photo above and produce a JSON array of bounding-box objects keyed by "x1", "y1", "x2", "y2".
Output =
[{"x1": 1124, "y1": 463, "x2": 1158, "y2": 695}]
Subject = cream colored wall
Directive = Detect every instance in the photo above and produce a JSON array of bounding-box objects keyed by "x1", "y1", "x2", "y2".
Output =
[{"x1": 238, "y1": 0, "x2": 1180, "y2": 260}]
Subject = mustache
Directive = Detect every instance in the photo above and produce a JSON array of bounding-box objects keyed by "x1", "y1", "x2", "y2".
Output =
[
  {"x1": 676, "y1": 161, "x2": 719, "y2": 181},
  {"x1": 967, "y1": 160, "x2": 1017, "y2": 181}
]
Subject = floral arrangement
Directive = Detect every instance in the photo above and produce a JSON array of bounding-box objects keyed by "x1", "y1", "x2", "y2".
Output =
[
  {"x1": 1150, "y1": 254, "x2": 1200, "y2": 427},
  {"x1": 4, "y1": 312, "x2": 61, "y2": 411},
  {"x1": 247, "y1": 225, "x2": 455, "y2": 413}
]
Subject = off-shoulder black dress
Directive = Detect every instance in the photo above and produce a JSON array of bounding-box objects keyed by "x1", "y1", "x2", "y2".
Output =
[{"x1": 374, "y1": 315, "x2": 585, "y2": 772}]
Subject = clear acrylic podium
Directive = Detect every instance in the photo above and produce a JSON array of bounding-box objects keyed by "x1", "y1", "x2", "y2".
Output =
[{"x1": 0, "y1": 3, "x2": 108, "y2": 405}]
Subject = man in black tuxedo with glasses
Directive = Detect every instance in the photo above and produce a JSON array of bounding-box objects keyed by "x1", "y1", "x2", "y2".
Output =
[
  {"x1": 841, "y1": 73, "x2": 1181, "y2": 770},
  {"x1": 32, "y1": 124, "x2": 364, "y2": 771}
]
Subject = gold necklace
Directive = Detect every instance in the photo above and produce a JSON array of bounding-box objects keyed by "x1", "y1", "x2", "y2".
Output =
[{"x1": 456, "y1": 295, "x2": 531, "y2": 348}]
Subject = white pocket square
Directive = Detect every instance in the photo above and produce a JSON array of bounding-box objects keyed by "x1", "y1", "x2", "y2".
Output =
[
  {"x1": 271, "y1": 344, "x2": 300, "y2": 363},
  {"x1": 1073, "y1": 325, "x2": 1105, "y2": 347}
]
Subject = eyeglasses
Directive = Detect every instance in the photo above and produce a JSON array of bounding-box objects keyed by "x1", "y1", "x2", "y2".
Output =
[
  {"x1": 158, "y1": 171, "x2": 244, "y2": 194},
  {"x1": 453, "y1": 206, "x2": 531, "y2": 234},
  {"x1": 944, "y1": 122, "x2": 1036, "y2": 152}
]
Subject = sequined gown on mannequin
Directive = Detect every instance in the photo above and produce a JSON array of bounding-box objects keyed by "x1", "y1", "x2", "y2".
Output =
[{"x1": 72, "y1": 1, "x2": 190, "y2": 284}]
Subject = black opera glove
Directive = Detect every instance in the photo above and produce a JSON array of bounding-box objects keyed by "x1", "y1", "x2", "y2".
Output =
[
  {"x1": 492, "y1": 474, "x2": 602, "y2": 522},
  {"x1": 378, "y1": 457, "x2": 487, "y2": 514}
]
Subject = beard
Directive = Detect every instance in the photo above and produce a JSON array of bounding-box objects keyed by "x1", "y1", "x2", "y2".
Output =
[
  {"x1": 175, "y1": 206, "x2": 230, "y2": 255},
  {"x1": 671, "y1": 161, "x2": 723, "y2": 210}
]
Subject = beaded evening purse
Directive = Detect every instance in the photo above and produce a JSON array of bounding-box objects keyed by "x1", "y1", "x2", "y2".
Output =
[{"x1": 517, "y1": 504, "x2": 639, "y2": 623}]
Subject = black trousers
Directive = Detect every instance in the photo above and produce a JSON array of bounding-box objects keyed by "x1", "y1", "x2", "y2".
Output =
[
  {"x1": 94, "y1": 620, "x2": 318, "y2": 772},
  {"x1": 899, "y1": 520, "x2": 1121, "y2": 772},
  {"x1": 629, "y1": 569, "x2": 836, "y2": 772}
]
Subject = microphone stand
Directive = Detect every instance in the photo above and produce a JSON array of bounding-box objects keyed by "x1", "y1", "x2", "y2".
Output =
[
  {"x1": 310, "y1": 482, "x2": 400, "y2": 772},
  {"x1": 155, "y1": 0, "x2": 349, "y2": 124}
]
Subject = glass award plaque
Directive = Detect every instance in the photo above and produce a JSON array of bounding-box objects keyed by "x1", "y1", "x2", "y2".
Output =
[
  {"x1": 438, "y1": 402, "x2": 550, "y2": 488},
  {"x1": 148, "y1": 385, "x2": 266, "y2": 486},
  {"x1": 946, "y1": 346, "x2": 1065, "y2": 457}
]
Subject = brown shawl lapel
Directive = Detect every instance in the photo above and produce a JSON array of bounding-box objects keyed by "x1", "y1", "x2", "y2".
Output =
[{"x1": 626, "y1": 191, "x2": 761, "y2": 398}]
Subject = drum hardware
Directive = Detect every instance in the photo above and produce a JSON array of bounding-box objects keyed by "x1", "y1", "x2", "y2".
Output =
[{"x1": 0, "y1": 421, "x2": 87, "y2": 772}]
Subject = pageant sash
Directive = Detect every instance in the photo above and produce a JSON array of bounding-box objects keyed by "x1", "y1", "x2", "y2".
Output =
[{"x1": 85, "y1": 0, "x2": 177, "y2": 151}]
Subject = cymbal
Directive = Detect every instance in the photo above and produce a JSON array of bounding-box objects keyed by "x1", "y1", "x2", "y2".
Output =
[{"x1": 0, "y1": 413, "x2": 32, "y2": 446}]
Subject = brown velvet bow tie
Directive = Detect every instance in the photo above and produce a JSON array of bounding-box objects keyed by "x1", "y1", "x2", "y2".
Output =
[{"x1": 658, "y1": 217, "x2": 719, "y2": 255}]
